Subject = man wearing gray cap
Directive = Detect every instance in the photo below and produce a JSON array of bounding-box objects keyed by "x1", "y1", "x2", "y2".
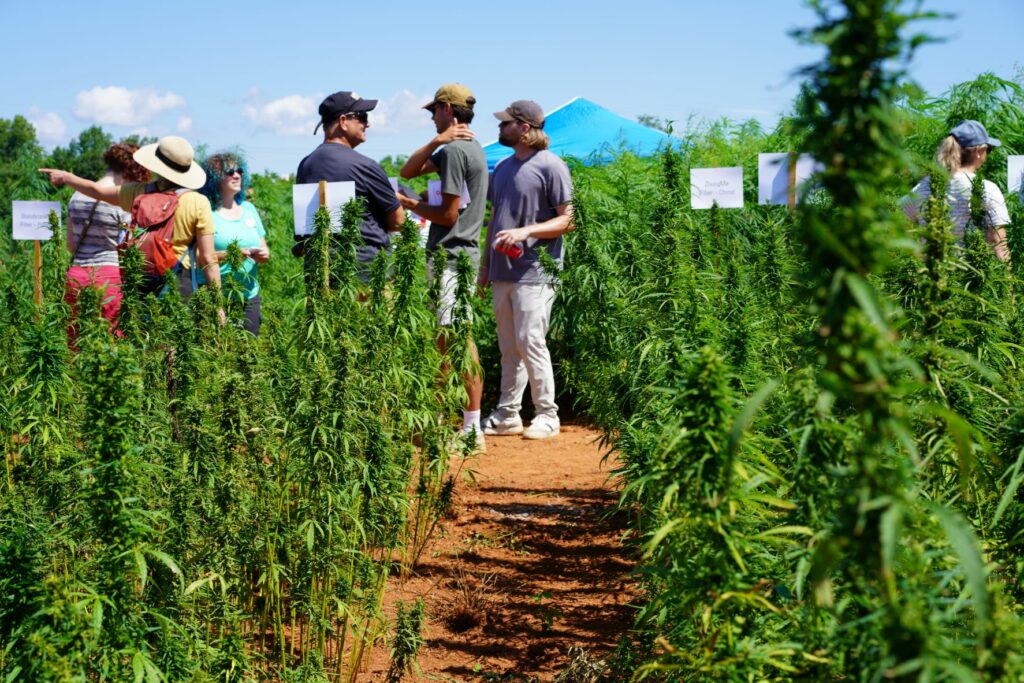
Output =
[
  {"x1": 295, "y1": 91, "x2": 405, "y2": 277},
  {"x1": 479, "y1": 100, "x2": 574, "y2": 440}
]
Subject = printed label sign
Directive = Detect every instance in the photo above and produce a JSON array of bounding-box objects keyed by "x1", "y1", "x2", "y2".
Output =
[
  {"x1": 292, "y1": 181, "x2": 356, "y2": 236},
  {"x1": 427, "y1": 180, "x2": 470, "y2": 208},
  {"x1": 1009, "y1": 156, "x2": 1024, "y2": 200},
  {"x1": 12, "y1": 200, "x2": 61, "y2": 240},
  {"x1": 690, "y1": 167, "x2": 744, "y2": 209},
  {"x1": 757, "y1": 152, "x2": 822, "y2": 205}
]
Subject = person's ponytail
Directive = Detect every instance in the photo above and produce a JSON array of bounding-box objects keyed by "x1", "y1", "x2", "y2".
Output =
[{"x1": 936, "y1": 135, "x2": 962, "y2": 173}]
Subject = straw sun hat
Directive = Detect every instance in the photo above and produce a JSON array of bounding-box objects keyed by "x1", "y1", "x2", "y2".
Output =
[{"x1": 133, "y1": 136, "x2": 206, "y2": 190}]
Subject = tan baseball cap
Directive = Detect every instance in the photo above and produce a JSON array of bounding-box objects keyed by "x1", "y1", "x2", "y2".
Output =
[{"x1": 424, "y1": 83, "x2": 475, "y2": 111}]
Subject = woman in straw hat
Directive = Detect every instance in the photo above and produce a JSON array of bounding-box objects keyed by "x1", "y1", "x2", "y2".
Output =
[
  {"x1": 903, "y1": 119, "x2": 1011, "y2": 261},
  {"x1": 41, "y1": 135, "x2": 223, "y2": 298}
]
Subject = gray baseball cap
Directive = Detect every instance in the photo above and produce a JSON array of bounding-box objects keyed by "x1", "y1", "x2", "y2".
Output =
[
  {"x1": 494, "y1": 100, "x2": 545, "y2": 129},
  {"x1": 950, "y1": 120, "x2": 1001, "y2": 148}
]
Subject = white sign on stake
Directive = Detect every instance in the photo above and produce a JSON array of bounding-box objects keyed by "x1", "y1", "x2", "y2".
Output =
[
  {"x1": 292, "y1": 181, "x2": 356, "y2": 236},
  {"x1": 757, "y1": 153, "x2": 823, "y2": 205},
  {"x1": 12, "y1": 200, "x2": 61, "y2": 240},
  {"x1": 1009, "y1": 156, "x2": 1024, "y2": 201},
  {"x1": 758, "y1": 153, "x2": 789, "y2": 205},
  {"x1": 427, "y1": 179, "x2": 470, "y2": 208},
  {"x1": 690, "y1": 167, "x2": 744, "y2": 209}
]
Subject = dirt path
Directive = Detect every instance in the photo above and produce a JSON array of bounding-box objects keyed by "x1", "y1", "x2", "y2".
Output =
[{"x1": 365, "y1": 424, "x2": 640, "y2": 681}]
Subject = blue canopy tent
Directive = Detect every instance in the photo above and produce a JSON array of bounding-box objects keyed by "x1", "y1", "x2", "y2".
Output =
[{"x1": 483, "y1": 97, "x2": 677, "y2": 171}]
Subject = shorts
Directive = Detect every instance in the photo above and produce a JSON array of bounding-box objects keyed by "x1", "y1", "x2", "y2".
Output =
[{"x1": 427, "y1": 259, "x2": 471, "y2": 327}]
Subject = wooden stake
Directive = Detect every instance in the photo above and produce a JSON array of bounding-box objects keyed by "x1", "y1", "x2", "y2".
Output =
[
  {"x1": 318, "y1": 180, "x2": 327, "y2": 208},
  {"x1": 33, "y1": 240, "x2": 42, "y2": 306},
  {"x1": 788, "y1": 152, "x2": 798, "y2": 211}
]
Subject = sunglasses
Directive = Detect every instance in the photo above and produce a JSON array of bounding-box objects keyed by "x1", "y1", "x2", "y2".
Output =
[
  {"x1": 344, "y1": 111, "x2": 369, "y2": 124},
  {"x1": 224, "y1": 167, "x2": 244, "y2": 177}
]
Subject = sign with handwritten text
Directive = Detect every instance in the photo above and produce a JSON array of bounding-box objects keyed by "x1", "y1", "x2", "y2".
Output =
[
  {"x1": 12, "y1": 200, "x2": 61, "y2": 240},
  {"x1": 690, "y1": 167, "x2": 744, "y2": 209}
]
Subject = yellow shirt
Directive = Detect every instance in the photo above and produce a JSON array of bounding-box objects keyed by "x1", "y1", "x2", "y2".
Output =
[{"x1": 117, "y1": 183, "x2": 214, "y2": 267}]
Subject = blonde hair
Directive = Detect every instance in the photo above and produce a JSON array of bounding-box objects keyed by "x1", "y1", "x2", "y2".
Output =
[
  {"x1": 936, "y1": 135, "x2": 987, "y2": 173},
  {"x1": 522, "y1": 127, "x2": 550, "y2": 151}
]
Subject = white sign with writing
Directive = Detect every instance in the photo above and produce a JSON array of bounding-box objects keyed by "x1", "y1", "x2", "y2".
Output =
[
  {"x1": 12, "y1": 200, "x2": 61, "y2": 240},
  {"x1": 427, "y1": 180, "x2": 470, "y2": 208},
  {"x1": 690, "y1": 167, "x2": 744, "y2": 209},
  {"x1": 1009, "y1": 155, "x2": 1024, "y2": 200},
  {"x1": 758, "y1": 152, "x2": 823, "y2": 205},
  {"x1": 292, "y1": 181, "x2": 356, "y2": 236}
]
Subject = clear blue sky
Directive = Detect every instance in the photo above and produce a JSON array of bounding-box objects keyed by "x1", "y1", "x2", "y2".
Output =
[{"x1": 2, "y1": 0, "x2": 1020, "y2": 175}]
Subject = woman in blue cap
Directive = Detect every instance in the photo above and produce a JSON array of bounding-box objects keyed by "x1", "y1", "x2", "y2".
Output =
[{"x1": 904, "y1": 119, "x2": 1011, "y2": 261}]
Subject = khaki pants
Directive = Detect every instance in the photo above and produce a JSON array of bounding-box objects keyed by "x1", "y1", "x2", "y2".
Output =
[{"x1": 491, "y1": 280, "x2": 557, "y2": 420}]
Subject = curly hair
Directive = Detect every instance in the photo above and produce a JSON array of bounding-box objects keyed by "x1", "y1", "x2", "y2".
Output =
[
  {"x1": 199, "y1": 150, "x2": 251, "y2": 209},
  {"x1": 103, "y1": 143, "x2": 150, "y2": 183}
]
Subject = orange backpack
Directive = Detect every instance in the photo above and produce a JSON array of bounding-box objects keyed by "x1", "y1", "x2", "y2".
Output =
[{"x1": 122, "y1": 186, "x2": 189, "y2": 276}]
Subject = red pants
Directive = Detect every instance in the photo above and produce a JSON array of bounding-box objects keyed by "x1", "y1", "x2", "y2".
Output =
[{"x1": 65, "y1": 265, "x2": 123, "y2": 345}]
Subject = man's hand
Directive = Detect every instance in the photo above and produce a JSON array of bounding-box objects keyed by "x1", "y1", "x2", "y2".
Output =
[
  {"x1": 434, "y1": 123, "x2": 475, "y2": 146},
  {"x1": 494, "y1": 227, "x2": 530, "y2": 249},
  {"x1": 397, "y1": 194, "x2": 418, "y2": 211}
]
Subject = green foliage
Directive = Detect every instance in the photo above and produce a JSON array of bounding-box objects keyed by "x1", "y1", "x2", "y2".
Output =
[
  {"x1": 47, "y1": 126, "x2": 114, "y2": 182},
  {"x1": 2, "y1": 12, "x2": 1024, "y2": 682}
]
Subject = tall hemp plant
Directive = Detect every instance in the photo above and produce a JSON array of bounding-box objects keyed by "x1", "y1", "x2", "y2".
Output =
[{"x1": 796, "y1": 0, "x2": 1024, "y2": 678}]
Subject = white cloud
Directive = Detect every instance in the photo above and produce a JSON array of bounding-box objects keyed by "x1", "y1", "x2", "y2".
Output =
[
  {"x1": 176, "y1": 116, "x2": 192, "y2": 133},
  {"x1": 370, "y1": 90, "x2": 434, "y2": 134},
  {"x1": 73, "y1": 86, "x2": 186, "y2": 126},
  {"x1": 27, "y1": 107, "x2": 68, "y2": 146},
  {"x1": 241, "y1": 89, "x2": 435, "y2": 137},
  {"x1": 243, "y1": 93, "x2": 320, "y2": 136}
]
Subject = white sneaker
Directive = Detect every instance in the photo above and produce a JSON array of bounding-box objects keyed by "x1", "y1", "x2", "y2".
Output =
[
  {"x1": 523, "y1": 415, "x2": 560, "y2": 440},
  {"x1": 482, "y1": 411, "x2": 524, "y2": 436}
]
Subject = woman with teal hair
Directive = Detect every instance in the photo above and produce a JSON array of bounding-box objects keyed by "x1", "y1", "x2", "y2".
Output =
[{"x1": 199, "y1": 151, "x2": 270, "y2": 334}]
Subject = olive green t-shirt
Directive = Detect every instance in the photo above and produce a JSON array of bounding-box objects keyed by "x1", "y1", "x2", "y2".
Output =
[{"x1": 428, "y1": 139, "x2": 488, "y2": 270}]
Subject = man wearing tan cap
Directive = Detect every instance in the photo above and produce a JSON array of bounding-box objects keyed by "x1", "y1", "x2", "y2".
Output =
[
  {"x1": 478, "y1": 100, "x2": 573, "y2": 440},
  {"x1": 399, "y1": 83, "x2": 488, "y2": 450}
]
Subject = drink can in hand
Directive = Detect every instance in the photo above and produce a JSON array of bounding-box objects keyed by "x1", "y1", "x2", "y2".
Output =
[{"x1": 495, "y1": 241, "x2": 523, "y2": 259}]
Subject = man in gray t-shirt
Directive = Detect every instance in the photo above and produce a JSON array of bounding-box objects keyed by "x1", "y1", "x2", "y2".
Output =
[
  {"x1": 479, "y1": 100, "x2": 574, "y2": 441},
  {"x1": 399, "y1": 83, "x2": 489, "y2": 450}
]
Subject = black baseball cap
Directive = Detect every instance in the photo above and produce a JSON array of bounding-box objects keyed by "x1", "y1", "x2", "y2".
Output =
[{"x1": 314, "y1": 91, "x2": 378, "y2": 134}]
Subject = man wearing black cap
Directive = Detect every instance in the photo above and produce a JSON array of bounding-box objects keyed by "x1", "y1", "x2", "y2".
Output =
[{"x1": 295, "y1": 91, "x2": 404, "y2": 275}]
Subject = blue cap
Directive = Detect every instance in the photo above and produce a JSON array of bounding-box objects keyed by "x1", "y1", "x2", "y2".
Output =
[{"x1": 950, "y1": 120, "x2": 1001, "y2": 148}]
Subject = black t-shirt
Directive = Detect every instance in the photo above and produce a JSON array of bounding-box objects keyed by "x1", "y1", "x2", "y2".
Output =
[{"x1": 296, "y1": 143, "x2": 400, "y2": 260}]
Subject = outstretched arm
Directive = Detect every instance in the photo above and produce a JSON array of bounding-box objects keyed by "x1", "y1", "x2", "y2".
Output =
[
  {"x1": 397, "y1": 192, "x2": 461, "y2": 228},
  {"x1": 39, "y1": 169, "x2": 120, "y2": 205}
]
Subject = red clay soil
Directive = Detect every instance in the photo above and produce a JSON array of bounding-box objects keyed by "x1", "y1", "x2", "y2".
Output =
[{"x1": 364, "y1": 424, "x2": 640, "y2": 681}]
